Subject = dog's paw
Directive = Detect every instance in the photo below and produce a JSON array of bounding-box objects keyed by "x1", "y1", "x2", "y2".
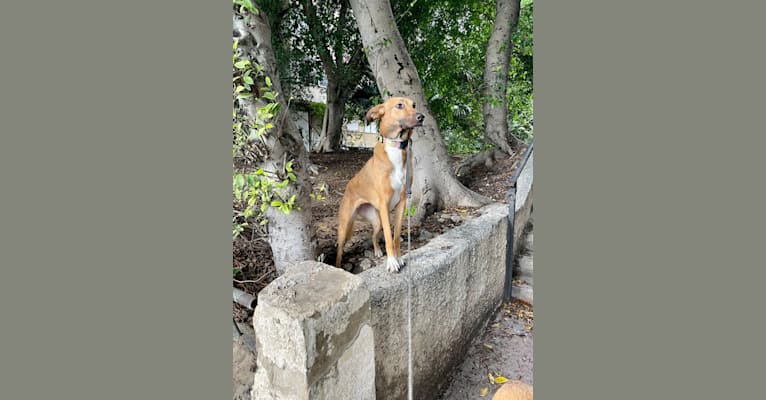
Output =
[
  {"x1": 374, "y1": 248, "x2": 383, "y2": 257},
  {"x1": 386, "y1": 256, "x2": 401, "y2": 273},
  {"x1": 397, "y1": 256, "x2": 406, "y2": 267}
]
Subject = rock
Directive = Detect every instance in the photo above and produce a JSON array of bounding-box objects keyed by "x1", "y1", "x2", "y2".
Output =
[
  {"x1": 359, "y1": 258, "x2": 373, "y2": 272},
  {"x1": 419, "y1": 230, "x2": 435, "y2": 240},
  {"x1": 450, "y1": 215, "x2": 462, "y2": 223}
]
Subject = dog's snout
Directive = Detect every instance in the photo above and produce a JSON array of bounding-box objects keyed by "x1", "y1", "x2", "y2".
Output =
[{"x1": 416, "y1": 113, "x2": 424, "y2": 122}]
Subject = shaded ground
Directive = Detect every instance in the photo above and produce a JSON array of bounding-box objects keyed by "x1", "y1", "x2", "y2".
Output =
[{"x1": 438, "y1": 300, "x2": 533, "y2": 400}]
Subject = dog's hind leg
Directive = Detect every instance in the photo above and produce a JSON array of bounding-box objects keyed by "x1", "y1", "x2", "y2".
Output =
[
  {"x1": 336, "y1": 196, "x2": 356, "y2": 269},
  {"x1": 358, "y1": 204, "x2": 383, "y2": 257}
]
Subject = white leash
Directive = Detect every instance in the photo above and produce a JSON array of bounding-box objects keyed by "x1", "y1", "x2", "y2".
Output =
[
  {"x1": 407, "y1": 210, "x2": 413, "y2": 400},
  {"x1": 405, "y1": 139, "x2": 414, "y2": 400}
]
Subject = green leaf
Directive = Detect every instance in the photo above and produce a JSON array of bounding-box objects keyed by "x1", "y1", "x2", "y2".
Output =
[
  {"x1": 234, "y1": 174, "x2": 245, "y2": 189},
  {"x1": 265, "y1": 76, "x2": 272, "y2": 87},
  {"x1": 234, "y1": 60, "x2": 249, "y2": 69},
  {"x1": 270, "y1": 200, "x2": 283, "y2": 207}
]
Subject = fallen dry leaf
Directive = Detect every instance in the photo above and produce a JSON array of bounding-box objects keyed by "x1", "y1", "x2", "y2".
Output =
[
  {"x1": 483, "y1": 343, "x2": 493, "y2": 350},
  {"x1": 495, "y1": 376, "x2": 509, "y2": 384},
  {"x1": 479, "y1": 387, "x2": 489, "y2": 397}
]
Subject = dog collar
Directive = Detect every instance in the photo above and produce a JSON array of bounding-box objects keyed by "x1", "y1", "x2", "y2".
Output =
[{"x1": 378, "y1": 136, "x2": 409, "y2": 149}]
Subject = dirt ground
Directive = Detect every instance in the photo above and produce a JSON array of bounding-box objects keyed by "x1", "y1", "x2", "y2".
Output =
[{"x1": 233, "y1": 145, "x2": 533, "y2": 399}]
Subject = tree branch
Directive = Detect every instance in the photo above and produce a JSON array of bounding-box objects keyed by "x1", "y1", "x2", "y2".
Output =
[
  {"x1": 334, "y1": 0, "x2": 349, "y2": 66},
  {"x1": 302, "y1": 0, "x2": 337, "y2": 79}
]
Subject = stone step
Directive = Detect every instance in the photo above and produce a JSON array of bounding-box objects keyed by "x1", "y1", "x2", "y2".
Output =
[
  {"x1": 512, "y1": 227, "x2": 533, "y2": 304},
  {"x1": 516, "y1": 254, "x2": 533, "y2": 285},
  {"x1": 512, "y1": 283, "x2": 533, "y2": 305}
]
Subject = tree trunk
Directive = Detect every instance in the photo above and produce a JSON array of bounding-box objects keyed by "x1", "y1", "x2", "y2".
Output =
[
  {"x1": 454, "y1": 148, "x2": 505, "y2": 178},
  {"x1": 302, "y1": 0, "x2": 365, "y2": 154},
  {"x1": 314, "y1": 80, "x2": 346, "y2": 153},
  {"x1": 482, "y1": 0, "x2": 521, "y2": 155},
  {"x1": 315, "y1": 102, "x2": 329, "y2": 151},
  {"x1": 349, "y1": 0, "x2": 491, "y2": 223},
  {"x1": 234, "y1": 5, "x2": 317, "y2": 274}
]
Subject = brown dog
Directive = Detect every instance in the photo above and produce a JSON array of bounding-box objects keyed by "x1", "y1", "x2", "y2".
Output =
[
  {"x1": 492, "y1": 381, "x2": 533, "y2": 400},
  {"x1": 336, "y1": 97, "x2": 424, "y2": 272}
]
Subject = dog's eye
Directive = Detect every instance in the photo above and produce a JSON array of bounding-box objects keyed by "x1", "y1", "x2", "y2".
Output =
[
  {"x1": 412, "y1": 103, "x2": 416, "y2": 108},
  {"x1": 396, "y1": 103, "x2": 403, "y2": 109}
]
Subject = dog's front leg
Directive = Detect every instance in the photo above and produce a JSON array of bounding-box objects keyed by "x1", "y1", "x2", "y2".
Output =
[
  {"x1": 392, "y1": 188, "x2": 407, "y2": 266},
  {"x1": 376, "y1": 200, "x2": 401, "y2": 273}
]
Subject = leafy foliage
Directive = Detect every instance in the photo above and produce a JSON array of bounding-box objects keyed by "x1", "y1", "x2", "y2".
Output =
[
  {"x1": 291, "y1": 100, "x2": 329, "y2": 122},
  {"x1": 264, "y1": 0, "x2": 367, "y2": 102},
  {"x1": 394, "y1": 0, "x2": 491, "y2": 153},
  {"x1": 232, "y1": 19, "x2": 297, "y2": 239},
  {"x1": 508, "y1": 0, "x2": 534, "y2": 143},
  {"x1": 395, "y1": 0, "x2": 534, "y2": 153},
  {"x1": 260, "y1": 1, "x2": 325, "y2": 97}
]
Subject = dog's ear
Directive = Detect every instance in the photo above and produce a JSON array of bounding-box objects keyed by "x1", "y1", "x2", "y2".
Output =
[{"x1": 365, "y1": 104, "x2": 385, "y2": 123}]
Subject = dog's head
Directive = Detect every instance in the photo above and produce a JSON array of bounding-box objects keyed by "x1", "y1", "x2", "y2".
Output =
[{"x1": 365, "y1": 97, "x2": 425, "y2": 140}]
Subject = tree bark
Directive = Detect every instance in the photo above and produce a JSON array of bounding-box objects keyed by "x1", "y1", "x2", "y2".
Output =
[
  {"x1": 234, "y1": 5, "x2": 317, "y2": 274},
  {"x1": 482, "y1": 0, "x2": 521, "y2": 155},
  {"x1": 349, "y1": 0, "x2": 491, "y2": 223},
  {"x1": 314, "y1": 79, "x2": 347, "y2": 152},
  {"x1": 454, "y1": 148, "x2": 505, "y2": 178}
]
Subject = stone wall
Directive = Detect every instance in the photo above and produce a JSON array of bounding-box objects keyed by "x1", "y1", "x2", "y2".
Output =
[{"x1": 251, "y1": 153, "x2": 533, "y2": 399}]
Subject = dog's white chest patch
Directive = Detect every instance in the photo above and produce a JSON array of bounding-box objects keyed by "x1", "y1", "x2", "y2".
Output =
[{"x1": 385, "y1": 146, "x2": 405, "y2": 210}]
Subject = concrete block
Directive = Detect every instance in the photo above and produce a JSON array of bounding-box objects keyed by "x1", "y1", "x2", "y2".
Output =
[
  {"x1": 359, "y1": 203, "x2": 512, "y2": 400},
  {"x1": 252, "y1": 262, "x2": 375, "y2": 400},
  {"x1": 513, "y1": 153, "x2": 533, "y2": 255}
]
